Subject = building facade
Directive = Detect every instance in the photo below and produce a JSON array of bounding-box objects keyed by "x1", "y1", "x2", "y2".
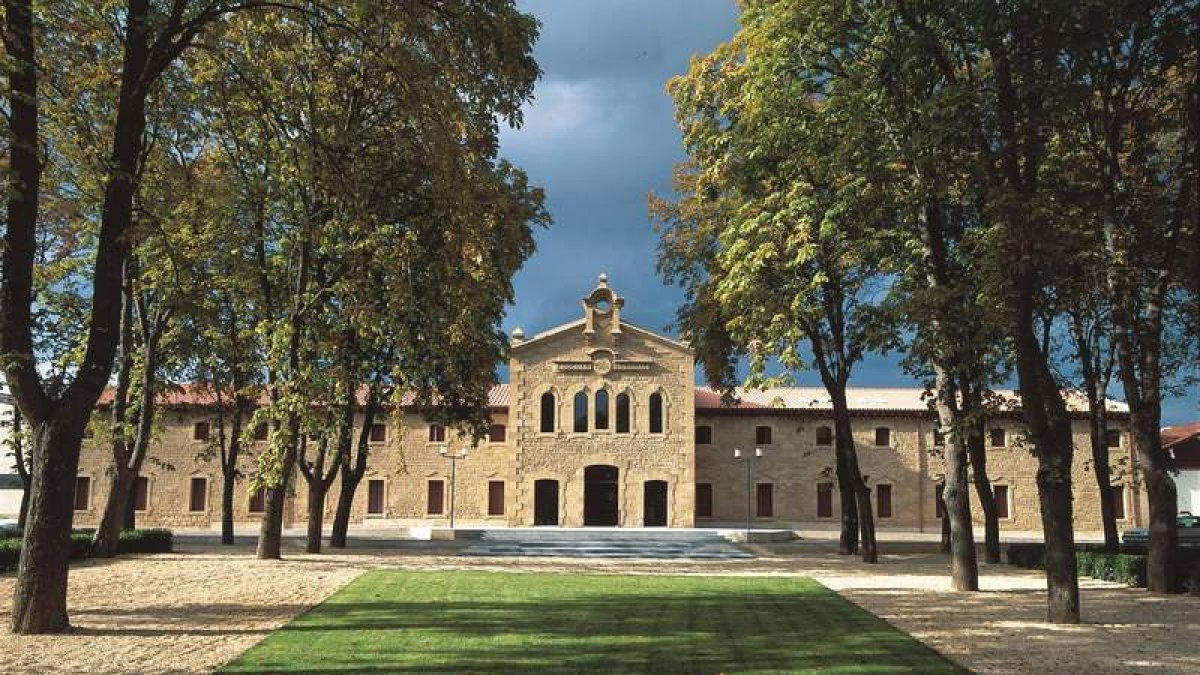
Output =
[{"x1": 73, "y1": 276, "x2": 1144, "y2": 533}]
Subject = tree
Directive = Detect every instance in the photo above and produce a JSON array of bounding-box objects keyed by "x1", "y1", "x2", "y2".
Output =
[
  {"x1": 0, "y1": 0, "x2": 330, "y2": 634},
  {"x1": 658, "y1": 18, "x2": 886, "y2": 562}
]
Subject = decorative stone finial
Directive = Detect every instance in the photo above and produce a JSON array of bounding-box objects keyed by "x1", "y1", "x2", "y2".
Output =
[
  {"x1": 512, "y1": 327, "x2": 525, "y2": 341},
  {"x1": 598, "y1": 272, "x2": 608, "y2": 286}
]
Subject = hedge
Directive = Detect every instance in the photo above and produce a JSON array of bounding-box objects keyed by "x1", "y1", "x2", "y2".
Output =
[
  {"x1": 1008, "y1": 543, "x2": 1200, "y2": 592},
  {"x1": 0, "y1": 528, "x2": 173, "y2": 573}
]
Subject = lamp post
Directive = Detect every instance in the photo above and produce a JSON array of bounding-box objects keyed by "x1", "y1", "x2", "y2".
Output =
[
  {"x1": 439, "y1": 446, "x2": 469, "y2": 529},
  {"x1": 733, "y1": 447, "x2": 763, "y2": 537}
]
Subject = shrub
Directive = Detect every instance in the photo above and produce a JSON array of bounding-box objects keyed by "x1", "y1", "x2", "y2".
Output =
[
  {"x1": 1076, "y1": 551, "x2": 1147, "y2": 586},
  {"x1": 0, "y1": 538, "x2": 20, "y2": 572},
  {"x1": 70, "y1": 533, "x2": 93, "y2": 560},
  {"x1": 118, "y1": 528, "x2": 173, "y2": 554},
  {"x1": 1006, "y1": 543, "x2": 1046, "y2": 569}
]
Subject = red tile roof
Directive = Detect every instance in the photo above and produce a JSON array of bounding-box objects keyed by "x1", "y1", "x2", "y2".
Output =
[{"x1": 1163, "y1": 422, "x2": 1200, "y2": 449}]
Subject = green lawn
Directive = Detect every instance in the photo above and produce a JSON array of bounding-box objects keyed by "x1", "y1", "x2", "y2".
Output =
[{"x1": 222, "y1": 571, "x2": 966, "y2": 674}]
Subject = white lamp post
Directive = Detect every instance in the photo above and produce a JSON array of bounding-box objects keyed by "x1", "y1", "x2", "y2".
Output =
[
  {"x1": 439, "y1": 446, "x2": 469, "y2": 529},
  {"x1": 733, "y1": 447, "x2": 763, "y2": 537}
]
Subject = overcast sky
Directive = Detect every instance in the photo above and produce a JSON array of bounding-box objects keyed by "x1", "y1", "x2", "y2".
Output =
[{"x1": 497, "y1": 0, "x2": 1197, "y2": 425}]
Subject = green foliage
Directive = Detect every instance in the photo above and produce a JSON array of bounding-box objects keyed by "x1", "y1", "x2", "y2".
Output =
[{"x1": 117, "y1": 528, "x2": 173, "y2": 554}]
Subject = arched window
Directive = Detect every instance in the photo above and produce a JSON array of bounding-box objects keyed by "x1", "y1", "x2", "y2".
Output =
[
  {"x1": 540, "y1": 392, "x2": 556, "y2": 433},
  {"x1": 574, "y1": 392, "x2": 589, "y2": 432},
  {"x1": 815, "y1": 426, "x2": 833, "y2": 446},
  {"x1": 649, "y1": 392, "x2": 664, "y2": 434},
  {"x1": 595, "y1": 390, "x2": 610, "y2": 430},
  {"x1": 615, "y1": 393, "x2": 631, "y2": 433}
]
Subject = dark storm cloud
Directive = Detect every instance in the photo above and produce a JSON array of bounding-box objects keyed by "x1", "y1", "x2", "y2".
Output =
[
  {"x1": 497, "y1": 0, "x2": 1197, "y2": 423},
  {"x1": 500, "y1": 0, "x2": 738, "y2": 336}
]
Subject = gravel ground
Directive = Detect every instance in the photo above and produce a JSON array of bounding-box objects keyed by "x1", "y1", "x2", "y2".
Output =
[{"x1": 0, "y1": 542, "x2": 1196, "y2": 674}]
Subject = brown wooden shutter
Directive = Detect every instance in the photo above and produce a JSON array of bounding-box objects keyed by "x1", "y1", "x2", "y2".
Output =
[
  {"x1": 488, "y1": 481, "x2": 505, "y2": 516},
  {"x1": 877, "y1": 484, "x2": 893, "y2": 518},
  {"x1": 427, "y1": 480, "x2": 445, "y2": 515},
  {"x1": 994, "y1": 485, "x2": 1009, "y2": 519},
  {"x1": 73, "y1": 476, "x2": 90, "y2": 511},
  {"x1": 133, "y1": 476, "x2": 149, "y2": 511},
  {"x1": 756, "y1": 483, "x2": 773, "y2": 518},
  {"x1": 695, "y1": 483, "x2": 713, "y2": 518},
  {"x1": 189, "y1": 478, "x2": 207, "y2": 512},
  {"x1": 249, "y1": 487, "x2": 266, "y2": 513},
  {"x1": 489, "y1": 424, "x2": 506, "y2": 443},
  {"x1": 817, "y1": 483, "x2": 833, "y2": 518},
  {"x1": 369, "y1": 424, "x2": 386, "y2": 442},
  {"x1": 367, "y1": 480, "x2": 385, "y2": 514}
]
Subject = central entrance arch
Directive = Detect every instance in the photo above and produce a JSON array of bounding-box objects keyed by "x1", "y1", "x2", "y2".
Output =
[{"x1": 583, "y1": 465, "x2": 619, "y2": 526}]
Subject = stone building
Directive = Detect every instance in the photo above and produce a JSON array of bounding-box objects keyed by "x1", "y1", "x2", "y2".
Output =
[{"x1": 72, "y1": 276, "x2": 1143, "y2": 533}]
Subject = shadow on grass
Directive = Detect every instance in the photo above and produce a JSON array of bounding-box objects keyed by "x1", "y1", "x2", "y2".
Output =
[{"x1": 221, "y1": 571, "x2": 967, "y2": 674}]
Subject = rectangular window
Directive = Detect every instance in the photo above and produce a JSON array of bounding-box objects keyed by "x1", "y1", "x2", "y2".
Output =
[
  {"x1": 489, "y1": 424, "x2": 507, "y2": 443},
  {"x1": 427, "y1": 480, "x2": 445, "y2": 515},
  {"x1": 193, "y1": 421, "x2": 210, "y2": 441},
  {"x1": 1111, "y1": 486, "x2": 1126, "y2": 520},
  {"x1": 1106, "y1": 429, "x2": 1122, "y2": 448},
  {"x1": 367, "y1": 479, "x2": 385, "y2": 515},
  {"x1": 73, "y1": 476, "x2": 90, "y2": 511},
  {"x1": 429, "y1": 425, "x2": 445, "y2": 443},
  {"x1": 933, "y1": 429, "x2": 946, "y2": 447},
  {"x1": 755, "y1": 426, "x2": 772, "y2": 445},
  {"x1": 488, "y1": 481, "x2": 505, "y2": 516},
  {"x1": 994, "y1": 485, "x2": 1010, "y2": 519},
  {"x1": 875, "y1": 427, "x2": 891, "y2": 447},
  {"x1": 369, "y1": 423, "x2": 386, "y2": 443},
  {"x1": 133, "y1": 476, "x2": 149, "y2": 511},
  {"x1": 189, "y1": 477, "x2": 207, "y2": 512},
  {"x1": 756, "y1": 483, "x2": 773, "y2": 518},
  {"x1": 877, "y1": 484, "x2": 893, "y2": 518},
  {"x1": 815, "y1": 426, "x2": 833, "y2": 446},
  {"x1": 253, "y1": 422, "x2": 269, "y2": 441},
  {"x1": 990, "y1": 428, "x2": 1006, "y2": 447},
  {"x1": 695, "y1": 425, "x2": 712, "y2": 445},
  {"x1": 817, "y1": 483, "x2": 833, "y2": 518},
  {"x1": 695, "y1": 483, "x2": 713, "y2": 518},
  {"x1": 249, "y1": 486, "x2": 267, "y2": 513}
]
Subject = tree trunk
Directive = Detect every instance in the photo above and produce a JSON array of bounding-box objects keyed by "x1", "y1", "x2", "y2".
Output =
[
  {"x1": 966, "y1": 417, "x2": 1001, "y2": 564},
  {"x1": 221, "y1": 468, "x2": 237, "y2": 545},
  {"x1": 933, "y1": 369, "x2": 978, "y2": 590},
  {"x1": 1132, "y1": 415, "x2": 1178, "y2": 593},
  {"x1": 256, "y1": 437, "x2": 297, "y2": 560},
  {"x1": 1037, "y1": 452, "x2": 1080, "y2": 622},
  {"x1": 11, "y1": 418, "x2": 87, "y2": 633},
  {"x1": 93, "y1": 467, "x2": 135, "y2": 557},
  {"x1": 14, "y1": 407, "x2": 29, "y2": 530},
  {"x1": 306, "y1": 481, "x2": 327, "y2": 554},
  {"x1": 1091, "y1": 417, "x2": 1120, "y2": 554},
  {"x1": 830, "y1": 391, "x2": 876, "y2": 563},
  {"x1": 939, "y1": 497, "x2": 951, "y2": 554},
  {"x1": 329, "y1": 471, "x2": 361, "y2": 548},
  {"x1": 836, "y1": 450, "x2": 859, "y2": 556}
]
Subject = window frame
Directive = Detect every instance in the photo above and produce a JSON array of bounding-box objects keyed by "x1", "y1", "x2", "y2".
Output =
[
  {"x1": 876, "y1": 483, "x2": 893, "y2": 519},
  {"x1": 1111, "y1": 485, "x2": 1127, "y2": 520},
  {"x1": 989, "y1": 428, "x2": 1006, "y2": 448},
  {"x1": 755, "y1": 425, "x2": 773, "y2": 446},
  {"x1": 540, "y1": 391, "x2": 557, "y2": 433},
  {"x1": 73, "y1": 476, "x2": 91, "y2": 512},
  {"x1": 874, "y1": 426, "x2": 891, "y2": 448},
  {"x1": 487, "y1": 480, "x2": 505, "y2": 516},
  {"x1": 193, "y1": 421, "x2": 210, "y2": 442},
  {"x1": 427, "y1": 479, "x2": 446, "y2": 515},
  {"x1": 615, "y1": 393, "x2": 631, "y2": 433},
  {"x1": 994, "y1": 484, "x2": 1011, "y2": 519},
  {"x1": 815, "y1": 426, "x2": 833, "y2": 446},
  {"x1": 428, "y1": 424, "x2": 446, "y2": 443},
  {"x1": 248, "y1": 486, "x2": 267, "y2": 513},
  {"x1": 573, "y1": 391, "x2": 589, "y2": 433},
  {"x1": 488, "y1": 424, "x2": 507, "y2": 443},
  {"x1": 594, "y1": 389, "x2": 610, "y2": 431},
  {"x1": 755, "y1": 482, "x2": 774, "y2": 518},
  {"x1": 695, "y1": 425, "x2": 712, "y2": 445},
  {"x1": 367, "y1": 479, "x2": 386, "y2": 516},
  {"x1": 188, "y1": 476, "x2": 208, "y2": 513},
  {"x1": 368, "y1": 423, "x2": 387, "y2": 443},
  {"x1": 132, "y1": 475, "x2": 150, "y2": 512},
  {"x1": 817, "y1": 482, "x2": 834, "y2": 519},
  {"x1": 1105, "y1": 429, "x2": 1123, "y2": 449},
  {"x1": 648, "y1": 392, "x2": 664, "y2": 434}
]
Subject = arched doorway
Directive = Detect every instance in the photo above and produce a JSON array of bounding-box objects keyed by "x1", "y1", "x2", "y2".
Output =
[
  {"x1": 534, "y1": 479, "x2": 559, "y2": 526},
  {"x1": 584, "y1": 465, "x2": 619, "y2": 526},
  {"x1": 644, "y1": 480, "x2": 668, "y2": 527}
]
